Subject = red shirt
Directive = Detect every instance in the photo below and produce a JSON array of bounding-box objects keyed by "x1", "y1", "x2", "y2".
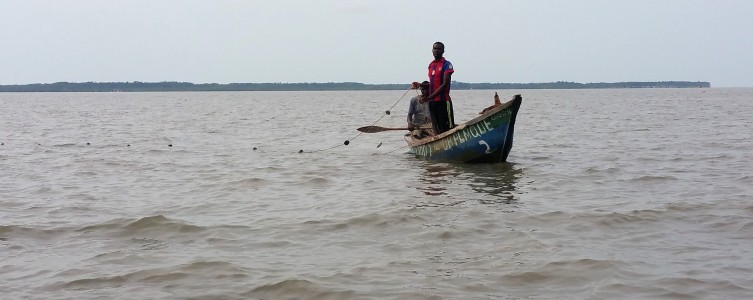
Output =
[{"x1": 428, "y1": 58, "x2": 454, "y2": 102}]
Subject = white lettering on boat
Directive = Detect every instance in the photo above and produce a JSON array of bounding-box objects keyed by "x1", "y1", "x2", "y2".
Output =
[{"x1": 412, "y1": 110, "x2": 511, "y2": 157}]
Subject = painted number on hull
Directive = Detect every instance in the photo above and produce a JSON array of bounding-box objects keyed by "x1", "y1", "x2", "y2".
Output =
[{"x1": 479, "y1": 140, "x2": 492, "y2": 154}]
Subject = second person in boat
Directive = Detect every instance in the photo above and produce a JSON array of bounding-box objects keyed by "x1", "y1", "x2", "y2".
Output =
[{"x1": 407, "y1": 81, "x2": 433, "y2": 138}]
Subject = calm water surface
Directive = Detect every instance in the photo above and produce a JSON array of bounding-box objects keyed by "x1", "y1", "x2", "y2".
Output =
[{"x1": 1, "y1": 89, "x2": 752, "y2": 299}]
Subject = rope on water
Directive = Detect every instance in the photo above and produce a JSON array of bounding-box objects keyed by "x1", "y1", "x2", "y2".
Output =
[
  {"x1": 384, "y1": 144, "x2": 411, "y2": 154},
  {"x1": 306, "y1": 87, "x2": 416, "y2": 153},
  {"x1": 4, "y1": 88, "x2": 418, "y2": 155}
]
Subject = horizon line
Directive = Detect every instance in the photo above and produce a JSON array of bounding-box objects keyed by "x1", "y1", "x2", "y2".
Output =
[{"x1": 0, "y1": 80, "x2": 712, "y2": 86}]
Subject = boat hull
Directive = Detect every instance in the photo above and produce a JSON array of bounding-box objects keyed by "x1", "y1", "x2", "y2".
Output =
[{"x1": 405, "y1": 95, "x2": 522, "y2": 163}]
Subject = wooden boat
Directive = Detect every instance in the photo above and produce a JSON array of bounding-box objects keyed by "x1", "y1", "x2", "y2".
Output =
[{"x1": 404, "y1": 94, "x2": 522, "y2": 163}]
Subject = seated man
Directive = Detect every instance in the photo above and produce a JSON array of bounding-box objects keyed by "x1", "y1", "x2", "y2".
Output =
[{"x1": 407, "y1": 81, "x2": 433, "y2": 138}]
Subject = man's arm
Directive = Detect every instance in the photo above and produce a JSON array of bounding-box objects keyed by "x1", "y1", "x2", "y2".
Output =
[{"x1": 426, "y1": 72, "x2": 453, "y2": 100}]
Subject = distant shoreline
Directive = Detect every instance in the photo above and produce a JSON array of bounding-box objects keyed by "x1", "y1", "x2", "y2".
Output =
[{"x1": 0, "y1": 81, "x2": 710, "y2": 92}]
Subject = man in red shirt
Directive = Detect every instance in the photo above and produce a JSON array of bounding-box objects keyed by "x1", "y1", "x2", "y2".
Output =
[{"x1": 414, "y1": 42, "x2": 455, "y2": 135}]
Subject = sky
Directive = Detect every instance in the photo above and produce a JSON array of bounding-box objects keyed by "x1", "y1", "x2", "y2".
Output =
[{"x1": 1, "y1": 0, "x2": 752, "y2": 87}]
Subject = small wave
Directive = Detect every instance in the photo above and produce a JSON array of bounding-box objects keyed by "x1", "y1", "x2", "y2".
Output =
[
  {"x1": 48, "y1": 205, "x2": 96, "y2": 215},
  {"x1": 300, "y1": 213, "x2": 421, "y2": 232},
  {"x1": 584, "y1": 166, "x2": 619, "y2": 174},
  {"x1": 52, "y1": 143, "x2": 77, "y2": 147},
  {"x1": 34, "y1": 186, "x2": 54, "y2": 193},
  {"x1": 251, "y1": 279, "x2": 315, "y2": 293},
  {"x1": 248, "y1": 279, "x2": 356, "y2": 300},
  {"x1": 740, "y1": 222, "x2": 753, "y2": 231},
  {"x1": 125, "y1": 215, "x2": 204, "y2": 233},
  {"x1": 307, "y1": 177, "x2": 328, "y2": 185},
  {"x1": 140, "y1": 272, "x2": 190, "y2": 282},
  {"x1": 436, "y1": 231, "x2": 455, "y2": 240},
  {"x1": 629, "y1": 209, "x2": 664, "y2": 219},
  {"x1": 703, "y1": 154, "x2": 732, "y2": 160},
  {"x1": 703, "y1": 141, "x2": 733, "y2": 148},
  {"x1": 546, "y1": 258, "x2": 622, "y2": 271},
  {"x1": 63, "y1": 275, "x2": 127, "y2": 290},
  {"x1": 248, "y1": 240, "x2": 293, "y2": 248},
  {"x1": 180, "y1": 261, "x2": 246, "y2": 273},
  {"x1": 0, "y1": 225, "x2": 13, "y2": 235},
  {"x1": 145, "y1": 149, "x2": 177, "y2": 154},
  {"x1": 649, "y1": 277, "x2": 752, "y2": 298},
  {"x1": 73, "y1": 170, "x2": 97, "y2": 176},
  {"x1": 339, "y1": 213, "x2": 403, "y2": 229},
  {"x1": 59, "y1": 260, "x2": 250, "y2": 291},
  {"x1": 594, "y1": 283, "x2": 691, "y2": 299},
  {"x1": 77, "y1": 215, "x2": 205, "y2": 237},
  {"x1": 0, "y1": 224, "x2": 69, "y2": 240},
  {"x1": 257, "y1": 166, "x2": 286, "y2": 172},
  {"x1": 588, "y1": 211, "x2": 661, "y2": 227},
  {"x1": 629, "y1": 175, "x2": 677, "y2": 182},
  {"x1": 500, "y1": 259, "x2": 625, "y2": 285},
  {"x1": 527, "y1": 211, "x2": 568, "y2": 222},
  {"x1": 131, "y1": 237, "x2": 169, "y2": 250},
  {"x1": 665, "y1": 202, "x2": 715, "y2": 213},
  {"x1": 60, "y1": 270, "x2": 171, "y2": 290},
  {"x1": 231, "y1": 177, "x2": 266, "y2": 186},
  {"x1": 551, "y1": 143, "x2": 576, "y2": 148},
  {"x1": 139, "y1": 261, "x2": 249, "y2": 282}
]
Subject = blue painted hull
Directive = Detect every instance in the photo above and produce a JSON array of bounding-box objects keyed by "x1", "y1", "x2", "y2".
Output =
[{"x1": 405, "y1": 95, "x2": 522, "y2": 163}]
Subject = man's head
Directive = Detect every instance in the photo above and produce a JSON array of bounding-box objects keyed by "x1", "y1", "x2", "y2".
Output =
[
  {"x1": 420, "y1": 81, "x2": 429, "y2": 95},
  {"x1": 432, "y1": 42, "x2": 445, "y2": 60}
]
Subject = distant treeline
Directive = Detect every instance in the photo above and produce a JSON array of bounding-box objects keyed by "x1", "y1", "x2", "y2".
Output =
[{"x1": 0, "y1": 80, "x2": 710, "y2": 92}]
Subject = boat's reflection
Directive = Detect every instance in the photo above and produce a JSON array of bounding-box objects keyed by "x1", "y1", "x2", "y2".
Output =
[
  {"x1": 415, "y1": 164, "x2": 455, "y2": 196},
  {"x1": 413, "y1": 160, "x2": 523, "y2": 205}
]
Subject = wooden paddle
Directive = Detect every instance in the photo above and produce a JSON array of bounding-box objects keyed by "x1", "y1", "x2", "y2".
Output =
[{"x1": 357, "y1": 126, "x2": 410, "y2": 133}]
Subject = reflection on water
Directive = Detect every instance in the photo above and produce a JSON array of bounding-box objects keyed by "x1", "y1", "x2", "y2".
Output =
[
  {"x1": 416, "y1": 164, "x2": 457, "y2": 196},
  {"x1": 464, "y1": 162, "x2": 523, "y2": 204},
  {"x1": 413, "y1": 160, "x2": 524, "y2": 205}
]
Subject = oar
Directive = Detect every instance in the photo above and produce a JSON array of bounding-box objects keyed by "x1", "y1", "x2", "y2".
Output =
[{"x1": 356, "y1": 126, "x2": 410, "y2": 133}]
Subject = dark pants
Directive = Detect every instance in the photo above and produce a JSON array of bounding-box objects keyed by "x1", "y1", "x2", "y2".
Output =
[{"x1": 428, "y1": 100, "x2": 454, "y2": 134}]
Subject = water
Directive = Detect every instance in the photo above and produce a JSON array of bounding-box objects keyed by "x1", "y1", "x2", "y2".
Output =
[{"x1": 1, "y1": 89, "x2": 752, "y2": 299}]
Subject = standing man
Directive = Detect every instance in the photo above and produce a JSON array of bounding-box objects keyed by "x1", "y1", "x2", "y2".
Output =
[{"x1": 414, "y1": 42, "x2": 455, "y2": 135}]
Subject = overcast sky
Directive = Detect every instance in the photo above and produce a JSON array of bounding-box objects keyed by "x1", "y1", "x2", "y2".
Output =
[{"x1": 1, "y1": 0, "x2": 751, "y2": 87}]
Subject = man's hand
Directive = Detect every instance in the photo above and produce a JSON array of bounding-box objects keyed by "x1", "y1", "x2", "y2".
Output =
[{"x1": 411, "y1": 82, "x2": 420, "y2": 89}]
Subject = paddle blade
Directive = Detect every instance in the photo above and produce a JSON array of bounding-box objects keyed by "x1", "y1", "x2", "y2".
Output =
[{"x1": 356, "y1": 126, "x2": 409, "y2": 133}]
